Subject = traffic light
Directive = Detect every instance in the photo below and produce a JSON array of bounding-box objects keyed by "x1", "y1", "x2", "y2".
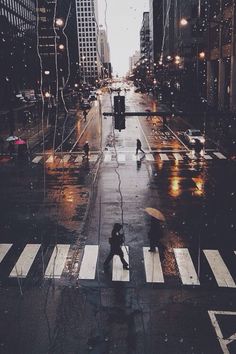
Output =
[{"x1": 114, "y1": 95, "x2": 125, "y2": 131}]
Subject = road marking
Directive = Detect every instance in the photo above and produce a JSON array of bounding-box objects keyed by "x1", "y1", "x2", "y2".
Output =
[
  {"x1": 143, "y1": 247, "x2": 164, "y2": 283},
  {"x1": 9, "y1": 244, "x2": 40, "y2": 278},
  {"x1": 44, "y1": 245, "x2": 70, "y2": 278},
  {"x1": 74, "y1": 155, "x2": 83, "y2": 163},
  {"x1": 174, "y1": 248, "x2": 200, "y2": 285},
  {"x1": 46, "y1": 155, "x2": 54, "y2": 163},
  {"x1": 146, "y1": 153, "x2": 154, "y2": 161},
  {"x1": 213, "y1": 152, "x2": 227, "y2": 159},
  {"x1": 32, "y1": 156, "x2": 43, "y2": 164},
  {"x1": 78, "y1": 245, "x2": 99, "y2": 280},
  {"x1": 118, "y1": 154, "x2": 126, "y2": 163},
  {"x1": 208, "y1": 310, "x2": 236, "y2": 354},
  {"x1": 187, "y1": 152, "x2": 197, "y2": 159},
  {"x1": 203, "y1": 154, "x2": 213, "y2": 160},
  {"x1": 173, "y1": 153, "x2": 183, "y2": 161},
  {"x1": 0, "y1": 244, "x2": 12, "y2": 263},
  {"x1": 60, "y1": 154, "x2": 71, "y2": 163},
  {"x1": 112, "y1": 246, "x2": 130, "y2": 282},
  {"x1": 104, "y1": 153, "x2": 111, "y2": 162},
  {"x1": 132, "y1": 154, "x2": 140, "y2": 161},
  {"x1": 159, "y1": 153, "x2": 169, "y2": 161},
  {"x1": 204, "y1": 250, "x2": 236, "y2": 288}
]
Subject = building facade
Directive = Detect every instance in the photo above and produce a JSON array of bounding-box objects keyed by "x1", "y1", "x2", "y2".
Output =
[
  {"x1": 75, "y1": 0, "x2": 101, "y2": 85},
  {"x1": 0, "y1": 0, "x2": 37, "y2": 108},
  {"x1": 99, "y1": 27, "x2": 112, "y2": 78},
  {"x1": 140, "y1": 12, "x2": 150, "y2": 59},
  {"x1": 129, "y1": 50, "x2": 140, "y2": 74}
]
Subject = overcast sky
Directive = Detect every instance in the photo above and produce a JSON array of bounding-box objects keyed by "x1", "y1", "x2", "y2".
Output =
[{"x1": 98, "y1": 0, "x2": 149, "y2": 77}]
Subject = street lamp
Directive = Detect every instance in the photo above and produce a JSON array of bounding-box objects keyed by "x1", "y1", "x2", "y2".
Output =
[
  {"x1": 180, "y1": 18, "x2": 189, "y2": 27},
  {"x1": 55, "y1": 18, "x2": 64, "y2": 27},
  {"x1": 58, "y1": 44, "x2": 65, "y2": 50}
]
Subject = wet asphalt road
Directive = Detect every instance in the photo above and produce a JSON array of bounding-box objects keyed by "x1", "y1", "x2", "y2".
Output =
[{"x1": 0, "y1": 85, "x2": 236, "y2": 354}]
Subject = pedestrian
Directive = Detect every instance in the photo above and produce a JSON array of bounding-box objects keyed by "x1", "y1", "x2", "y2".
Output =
[
  {"x1": 0, "y1": 136, "x2": 4, "y2": 154},
  {"x1": 83, "y1": 110, "x2": 88, "y2": 122},
  {"x1": 194, "y1": 139, "x2": 203, "y2": 156},
  {"x1": 8, "y1": 141, "x2": 15, "y2": 157},
  {"x1": 136, "y1": 138, "x2": 145, "y2": 155},
  {"x1": 83, "y1": 141, "x2": 90, "y2": 159},
  {"x1": 104, "y1": 223, "x2": 129, "y2": 270},
  {"x1": 148, "y1": 218, "x2": 163, "y2": 252}
]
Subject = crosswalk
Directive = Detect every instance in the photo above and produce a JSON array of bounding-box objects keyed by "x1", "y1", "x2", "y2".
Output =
[
  {"x1": 32, "y1": 150, "x2": 227, "y2": 165},
  {"x1": 1, "y1": 243, "x2": 236, "y2": 288}
]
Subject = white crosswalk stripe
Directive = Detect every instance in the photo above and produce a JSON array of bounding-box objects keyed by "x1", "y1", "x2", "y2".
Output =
[
  {"x1": 78, "y1": 245, "x2": 99, "y2": 280},
  {"x1": 32, "y1": 151, "x2": 228, "y2": 165},
  {"x1": 44, "y1": 245, "x2": 70, "y2": 279},
  {"x1": 204, "y1": 250, "x2": 236, "y2": 288},
  {"x1": 2, "y1": 244, "x2": 236, "y2": 286},
  {"x1": 0, "y1": 244, "x2": 12, "y2": 263},
  {"x1": 159, "y1": 153, "x2": 169, "y2": 161},
  {"x1": 32, "y1": 156, "x2": 43, "y2": 164},
  {"x1": 173, "y1": 153, "x2": 183, "y2": 161},
  {"x1": 213, "y1": 152, "x2": 227, "y2": 159},
  {"x1": 9, "y1": 244, "x2": 41, "y2": 278},
  {"x1": 143, "y1": 247, "x2": 164, "y2": 283},
  {"x1": 174, "y1": 248, "x2": 200, "y2": 285},
  {"x1": 112, "y1": 246, "x2": 130, "y2": 282}
]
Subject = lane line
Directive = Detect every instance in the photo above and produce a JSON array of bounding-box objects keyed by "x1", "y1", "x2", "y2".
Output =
[
  {"x1": 143, "y1": 247, "x2": 164, "y2": 283},
  {"x1": 44, "y1": 245, "x2": 70, "y2": 279},
  {"x1": 204, "y1": 250, "x2": 236, "y2": 288},
  {"x1": 32, "y1": 156, "x2": 43, "y2": 164},
  {"x1": 213, "y1": 152, "x2": 227, "y2": 160},
  {"x1": 173, "y1": 153, "x2": 183, "y2": 161},
  {"x1": 9, "y1": 244, "x2": 41, "y2": 278},
  {"x1": 78, "y1": 245, "x2": 99, "y2": 280},
  {"x1": 112, "y1": 246, "x2": 130, "y2": 282},
  {"x1": 174, "y1": 248, "x2": 200, "y2": 285},
  {"x1": 0, "y1": 244, "x2": 12, "y2": 263},
  {"x1": 159, "y1": 153, "x2": 169, "y2": 161}
]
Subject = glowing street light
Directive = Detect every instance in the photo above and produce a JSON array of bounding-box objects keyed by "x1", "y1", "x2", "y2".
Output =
[
  {"x1": 180, "y1": 18, "x2": 188, "y2": 26},
  {"x1": 44, "y1": 70, "x2": 50, "y2": 75},
  {"x1": 45, "y1": 92, "x2": 51, "y2": 98},
  {"x1": 58, "y1": 44, "x2": 65, "y2": 50},
  {"x1": 55, "y1": 18, "x2": 64, "y2": 27},
  {"x1": 199, "y1": 51, "x2": 206, "y2": 59}
]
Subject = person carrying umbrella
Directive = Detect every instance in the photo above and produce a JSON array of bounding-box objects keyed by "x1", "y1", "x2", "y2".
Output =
[
  {"x1": 145, "y1": 208, "x2": 165, "y2": 252},
  {"x1": 104, "y1": 223, "x2": 129, "y2": 270}
]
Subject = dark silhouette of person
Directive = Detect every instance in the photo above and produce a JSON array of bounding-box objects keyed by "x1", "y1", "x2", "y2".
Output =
[
  {"x1": 83, "y1": 141, "x2": 89, "y2": 159},
  {"x1": 83, "y1": 110, "x2": 88, "y2": 122},
  {"x1": 136, "y1": 139, "x2": 145, "y2": 155},
  {"x1": 8, "y1": 141, "x2": 15, "y2": 157},
  {"x1": 0, "y1": 136, "x2": 4, "y2": 154},
  {"x1": 194, "y1": 139, "x2": 203, "y2": 156},
  {"x1": 148, "y1": 218, "x2": 163, "y2": 252},
  {"x1": 104, "y1": 223, "x2": 129, "y2": 270}
]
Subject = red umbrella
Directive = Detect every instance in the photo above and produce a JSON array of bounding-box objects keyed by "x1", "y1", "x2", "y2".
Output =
[{"x1": 14, "y1": 139, "x2": 26, "y2": 145}]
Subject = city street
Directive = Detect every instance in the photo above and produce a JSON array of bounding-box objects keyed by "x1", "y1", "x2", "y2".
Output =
[{"x1": 0, "y1": 86, "x2": 235, "y2": 354}]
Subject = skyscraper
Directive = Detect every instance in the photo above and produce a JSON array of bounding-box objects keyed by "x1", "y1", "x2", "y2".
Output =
[
  {"x1": 0, "y1": 0, "x2": 37, "y2": 107},
  {"x1": 99, "y1": 27, "x2": 112, "y2": 79},
  {"x1": 75, "y1": 0, "x2": 101, "y2": 85}
]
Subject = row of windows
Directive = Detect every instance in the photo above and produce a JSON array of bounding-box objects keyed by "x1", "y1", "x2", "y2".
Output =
[{"x1": 0, "y1": 8, "x2": 35, "y2": 32}]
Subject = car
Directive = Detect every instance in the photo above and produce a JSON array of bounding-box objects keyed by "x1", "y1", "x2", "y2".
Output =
[
  {"x1": 183, "y1": 129, "x2": 205, "y2": 145},
  {"x1": 80, "y1": 100, "x2": 91, "y2": 110}
]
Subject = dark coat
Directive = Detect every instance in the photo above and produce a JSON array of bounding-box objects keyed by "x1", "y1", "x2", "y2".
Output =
[{"x1": 137, "y1": 139, "x2": 142, "y2": 149}]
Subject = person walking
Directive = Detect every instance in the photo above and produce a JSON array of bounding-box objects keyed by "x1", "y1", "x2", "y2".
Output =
[
  {"x1": 104, "y1": 223, "x2": 129, "y2": 270},
  {"x1": 83, "y1": 110, "x2": 88, "y2": 122},
  {"x1": 148, "y1": 218, "x2": 163, "y2": 252},
  {"x1": 194, "y1": 139, "x2": 203, "y2": 156},
  {"x1": 83, "y1": 141, "x2": 90, "y2": 159},
  {"x1": 136, "y1": 138, "x2": 145, "y2": 155}
]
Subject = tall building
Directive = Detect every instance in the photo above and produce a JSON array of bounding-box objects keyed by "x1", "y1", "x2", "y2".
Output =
[
  {"x1": 140, "y1": 12, "x2": 150, "y2": 59},
  {"x1": 99, "y1": 26, "x2": 112, "y2": 78},
  {"x1": 0, "y1": 0, "x2": 37, "y2": 107},
  {"x1": 149, "y1": 0, "x2": 164, "y2": 64},
  {"x1": 206, "y1": 0, "x2": 236, "y2": 112},
  {"x1": 129, "y1": 50, "x2": 140, "y2": 74},
  {"x1": 75, "y1": 0, "x2": 101, "y2": 85}
]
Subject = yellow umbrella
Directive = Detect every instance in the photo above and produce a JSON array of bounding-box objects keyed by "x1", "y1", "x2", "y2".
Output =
[{"x1": 145, "y1": 207, "x2": 166, "y2": 221}]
